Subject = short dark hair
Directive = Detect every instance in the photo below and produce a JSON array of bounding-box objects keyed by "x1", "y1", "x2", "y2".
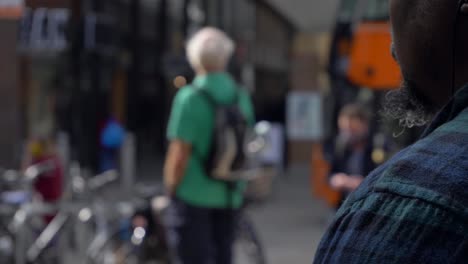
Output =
[{"x1": 339, "y1": 103, "x2": 371, "y2": 123}]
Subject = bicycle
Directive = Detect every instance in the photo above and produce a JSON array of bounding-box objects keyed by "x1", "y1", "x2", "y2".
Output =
[
  {"x1": 0, "y1": 160, "x2": 171, "y2": 264},
  {"x1": 235, "y1": 205, "x2": 267, "y2": 264},
  {"x1": 0, "y1": 161, "x2": 121, "y2": 264},
  {"x1": 30, "y1": 164, "x2": 171, "y2": 264},
  {"x1": 25, "y1": 166, "x2": 122, "y2": 264},
  {"x1": 0, "y1": 161, "x2": 57, "y2": 264},
  {"x1": 87, "y1": 183, "x2": 171, "y2": 264},
  {"x1": 87, "y1": 179, "x2": 268, "y2": 264}
]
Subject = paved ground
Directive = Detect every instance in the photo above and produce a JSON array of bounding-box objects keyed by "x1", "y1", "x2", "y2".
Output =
[
  {"x1": 136, "y1": 161, "x2": 332, "y2": 264},
  {"x1": 61, "y1": 161, "x2": 332, "y2": 263},
  {"x1": 248, "y1": 165, "x2": 331, "y2": 264},
  {"x1": 136, "y1": 160, "x2": 332, "y2": 263}
]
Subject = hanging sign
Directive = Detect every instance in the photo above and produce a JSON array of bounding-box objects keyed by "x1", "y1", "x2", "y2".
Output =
[{"x1": 18, "y1": 8, "x2": 70, "y2": 53}]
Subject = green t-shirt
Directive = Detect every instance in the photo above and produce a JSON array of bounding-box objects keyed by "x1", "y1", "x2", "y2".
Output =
[{"x1": 167, "y1": 73, "x2": 255, "y2": 209}]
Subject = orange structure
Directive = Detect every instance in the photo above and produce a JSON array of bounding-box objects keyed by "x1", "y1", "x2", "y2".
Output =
[
  {"x1": 0, "y1": 1, "x2": 24, "y2": 19},
  {"x1": 346, "y1": 21, "x2": 402, "y2": 90},
  {"x1": 0, "y1": 7, "x2": 23, "y2": 19},
  {"x1": 310, "y1": 144, "x2": 341, "y2": 208},
  {"x1": 312, "y1": 0, "x2": 400, "y2": 206}
]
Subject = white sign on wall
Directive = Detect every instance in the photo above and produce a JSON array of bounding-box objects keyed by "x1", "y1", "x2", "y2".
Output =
[{"x1": 287, "y1": 92, "x2": 323, "y2": 141}]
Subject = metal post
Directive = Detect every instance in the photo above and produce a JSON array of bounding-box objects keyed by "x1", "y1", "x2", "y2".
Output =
[
  {"x1": 120, "y1": 133, "x2": 136, "y2": 192},
  {"x1": 0, "y1": 19, "x2": 21, "y2": 168},
  {"x1": 56, "y1": 132, "x2": 70, "y2": 188},
  {"x1": 88, "y1": 0, "x2": 104, "y2": 172},
  {"x1": 156, "y1": 0, "x2": 168, "y2": 154},
  {"x1": 127, "y1": 0, "x2": 141, "y2": 132},
  {"x1": 182, "y1": 0, "x2": 190, "y2": 37}
]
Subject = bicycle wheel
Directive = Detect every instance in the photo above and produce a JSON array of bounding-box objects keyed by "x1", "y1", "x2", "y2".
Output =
[
  {"x1": 98, "y1": 239, "x2": 138, "y2": 264},
  {"x1": 56, "y1": 214, "x2": 97, "y2": 264},
  {"x1": 87, "y1": 230, "x2": 139, "y2": 264},
  {"x1": 0, "y1": 223, "x2": 14, "y2": 263},
  {"x1": 88, "y1": 230, "x2": 170, "y2": 264},
  {"x1": 234, "y1": 214, "x2": 267, "y2": 264}
]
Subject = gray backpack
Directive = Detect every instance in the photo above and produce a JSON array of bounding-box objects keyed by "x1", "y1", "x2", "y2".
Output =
[{"x1": 197, "y1": 89, "x2": 249, "y2": 182}]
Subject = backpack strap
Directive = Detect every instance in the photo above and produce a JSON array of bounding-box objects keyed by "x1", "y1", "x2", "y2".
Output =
[
  {"x1": 193, "y1": 86, "x2": 240, "y2": 208},
  {"x1": 194, "y1": 85, "x2": 240, "y2": 107},
  {"x1": 232, "y1": 89, "x2": 240, "y2": 105},
  {"x1": 195, "y1": 88, "x2": 218, "y2": 107},
  {"x1": 191, "y1": 87, "x2": 217, "y2": 174}
]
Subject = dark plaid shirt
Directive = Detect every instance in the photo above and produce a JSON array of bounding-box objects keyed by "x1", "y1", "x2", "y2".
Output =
[{"x1": 314, "y1": 86, "x2": 468, "y2": 264}]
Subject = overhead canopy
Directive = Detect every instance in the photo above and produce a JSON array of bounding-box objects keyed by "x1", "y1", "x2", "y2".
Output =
[{"x1": 267, "y1": 0, "x2": 340, "y2": 32}]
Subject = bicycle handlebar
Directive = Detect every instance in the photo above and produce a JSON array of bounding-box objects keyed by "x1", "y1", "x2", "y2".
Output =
[
  {"x1": 24, "y1": 160, "x2": 56, "y2": 182},
  {"x1": 87, "y1": 170, "x2": 118, "y2": 191},
  {"x1": 0, "y1": 160, "x2": 56, "y2": 185}
]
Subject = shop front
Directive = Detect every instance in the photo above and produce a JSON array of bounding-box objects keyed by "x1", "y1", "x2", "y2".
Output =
[
  {"x1": 0, "y1": 0, "x2": 71, "y2": 167},
  {"x1": 0, "y1": 5, "x2": 22, "y2": 167}
]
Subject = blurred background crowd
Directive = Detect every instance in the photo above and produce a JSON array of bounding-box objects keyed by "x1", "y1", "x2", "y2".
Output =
[{"x1": 0, "y1": 0, "x2": 423, "y2": 263}]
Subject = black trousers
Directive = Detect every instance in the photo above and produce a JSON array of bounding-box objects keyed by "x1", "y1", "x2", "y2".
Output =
[{"x1": 166, "y1": 199, "x2": 237, "y2": 264}]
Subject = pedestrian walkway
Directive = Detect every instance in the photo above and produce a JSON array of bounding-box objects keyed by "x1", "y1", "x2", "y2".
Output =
[
  {"x1": 249, "y1": 165, "x2": 332, "y2": 264},
  {"x1": 136, "y1": 160, "x2": 332, "y2": 263}
]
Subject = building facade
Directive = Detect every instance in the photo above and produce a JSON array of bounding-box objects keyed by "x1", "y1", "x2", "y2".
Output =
[{"x1": 0, "y1": 0, "x2": 294, "y2": 171}]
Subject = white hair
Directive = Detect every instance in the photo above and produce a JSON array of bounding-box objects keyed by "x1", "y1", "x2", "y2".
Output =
[{"x1": 186, "y1": 27, "x2": 235, "y2": 72}]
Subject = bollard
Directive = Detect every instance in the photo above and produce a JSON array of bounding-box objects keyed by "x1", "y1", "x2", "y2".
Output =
[
  {"x1": 120, "y1": 133, "x2": 136, "y2": 193},
  {"x1": 56, "y1": 132, "x2": 70, "y2": 191}
]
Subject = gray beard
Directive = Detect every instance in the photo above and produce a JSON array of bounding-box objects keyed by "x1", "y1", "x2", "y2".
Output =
[{"x1": 383, "y1": 79, "x2": 434, "y2": 129}]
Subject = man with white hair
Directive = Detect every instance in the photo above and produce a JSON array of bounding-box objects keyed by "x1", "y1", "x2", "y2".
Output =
[{"x1": 164, "y1": 27, "x2": 255, "y2": 264}]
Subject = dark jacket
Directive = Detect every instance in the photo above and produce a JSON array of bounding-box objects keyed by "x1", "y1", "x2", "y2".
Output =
[
  {"x1": 314, "y1": 86, "x2": 468, "y2": 264},
  {"x1": 327, "y1": 139, "x2": 379, "y2": 208},
  {"x1": 329, "y1": 141, "x2": 377, "y2": 178}
]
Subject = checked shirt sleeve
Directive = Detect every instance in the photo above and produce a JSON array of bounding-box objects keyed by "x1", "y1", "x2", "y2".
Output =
[{"x1": 314, "y1": 191, "x2": 468, "y2": 264}]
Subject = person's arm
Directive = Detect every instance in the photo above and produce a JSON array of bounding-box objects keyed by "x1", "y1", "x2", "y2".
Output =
[
  {"x1": 165, "y1": 87, "x2": 200, "y2": 196},
  {"x1": 238, "y1": 88, "x2": 255, "y2": 126},
  {"x1": 330, "y1": 174, "x2": 364, "y2": 192},
  {"x1": 327, "y1": 142, "x2": 347, "y2": 191},
  {"x1": 164, "y1": 140, "x2": 192, "y2": 196}
]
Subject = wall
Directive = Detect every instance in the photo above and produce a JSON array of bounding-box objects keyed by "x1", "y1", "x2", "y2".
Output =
[
  {"x1": 0, "y1": 20, "x2": 21, "y2": 167},
  {"x1": 0, "y1": 0, "x2": 72, "y2": 167},
  {"x1": 267, "y1": 0, "x2": 339, "y2": 32},
  {"x1": 26, "y1": 0, "x2": 70, "y2": 8},
  {"x1": 288, "y1": 33, "x2": 331, "y2": 164}
]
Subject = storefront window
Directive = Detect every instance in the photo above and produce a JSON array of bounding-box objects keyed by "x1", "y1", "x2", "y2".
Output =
[
  {"x1": 187, "y1": 0, "x2": 205, "y2": 36},
  {"x1": 337, "y1": 0, "x2": 389, "y2": 23},
  {"x1": 167, "y1": 0, "x2": 185, "y2": 53},
  {"x1": 363, "y1": 0, "x2": 389, "y2": 21},
  {"x1": 204, "y1": 0, "x2": 216, "y2": 26},
  {"x1": 337, "y1": 0, "x2": 359, "y2": 23},
  {"x1": 28, "y1": 58, "x2": 60, "y2": 136}
]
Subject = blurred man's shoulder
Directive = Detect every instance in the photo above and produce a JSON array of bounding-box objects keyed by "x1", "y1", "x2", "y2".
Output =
[
  {"x1": 346, "y1": 118, "x2": 468, "y2": 214},
  {"x1": 316, "y1": 128, "x2": 468, "y2": 263},
  {"x1": 173, "y1": 85, "x2": 206, "y2": 107},
  {"x1": 174, "y1": 85, "x2": 195, "y2": 99}
]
